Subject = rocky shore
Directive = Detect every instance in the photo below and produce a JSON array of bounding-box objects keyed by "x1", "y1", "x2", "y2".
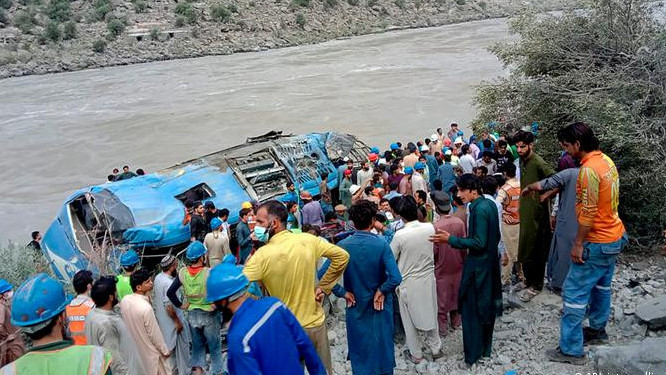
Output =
[
  {"x1": 0, "y1": 0, "x2": 575, "y2": 79},
  {"x1": 323, "y1": 253, "x2": 666, "y2": 374}
]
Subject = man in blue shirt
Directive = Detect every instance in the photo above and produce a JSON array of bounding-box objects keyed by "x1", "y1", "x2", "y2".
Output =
[
  {"x1": 206, "y1": 258, "x2": 326, "y2": 375},
  {"x1": 437, "y1": 154, "x2": 456, "y2": 193}
]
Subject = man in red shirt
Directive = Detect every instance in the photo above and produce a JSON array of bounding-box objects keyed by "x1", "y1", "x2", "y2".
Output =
[{"x1": 547, "y1": 122, "x2": 627, "y2": 365}]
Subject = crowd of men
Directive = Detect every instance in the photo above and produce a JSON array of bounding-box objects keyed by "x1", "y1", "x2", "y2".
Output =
[{"x1": 1, "y1": 121, "x2": 626, "y2": 374}]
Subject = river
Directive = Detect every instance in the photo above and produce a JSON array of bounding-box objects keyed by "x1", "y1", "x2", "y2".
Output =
[{"x1": 0, "y1": 17, "x2": 509, "y2": 241}]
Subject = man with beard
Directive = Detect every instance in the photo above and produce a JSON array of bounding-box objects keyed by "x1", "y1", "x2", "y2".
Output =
[
  {"x1": 207, "y1": 257, "x2": 326, "y2": 374},
  {"x1": 515, "y1": 130, "x2": 554, "y2": 302},
  {"x1": 153, "y1": 255, "x2": 191, "y2": 375},
  {"x1": 86, "y1": 276, "x2": 145, "y2": 375},
  {"x1": 189, "y1": 202, "x2": 209, "y2": 243},
  {"x1": 1, "y1": 274, "x2": 112, "y2": 375}
]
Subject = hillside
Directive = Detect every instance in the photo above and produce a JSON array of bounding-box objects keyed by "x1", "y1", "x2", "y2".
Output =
[{"x1": 0, "y1": 0, "x2": 572, "y2": 78}]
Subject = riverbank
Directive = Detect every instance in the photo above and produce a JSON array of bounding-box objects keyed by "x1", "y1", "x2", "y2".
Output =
[{"x1": 0, "y1": 0, "x2": 575, "y2": 79}]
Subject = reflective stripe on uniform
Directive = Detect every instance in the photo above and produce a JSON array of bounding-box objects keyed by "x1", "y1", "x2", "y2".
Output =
[
  {"x1": 0, "y1": 362, "x2": 16, "y2": 375},
  {"x1": 88, "y1": 346, "x2": 108, "y2": 375},
  {"x1": 564, "y1": 302, "x2": 587, "y2": 309},
  {"x1": 595, "y1": 285, "x2": 611, "y2": 290},
  {"x1": 242, "y1": 301, "x2": 283, "y2": 354}
]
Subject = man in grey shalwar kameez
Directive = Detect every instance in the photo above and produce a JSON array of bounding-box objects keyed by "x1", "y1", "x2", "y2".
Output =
[
  {"x1": 523, "y1": 166, "x2": 579, "y2": 292},
  {"x1": 154, "y1": 255, "x2": 191, "y2": 375}
]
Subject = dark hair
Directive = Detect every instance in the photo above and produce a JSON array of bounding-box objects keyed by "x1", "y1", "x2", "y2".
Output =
[
  {"x1": 443, "y1": 154, "x2": 451, "y2": 163},
  {"x1": 482, "y1": 151, "x2": 494, "y2": 159},
  {"x1": 321, "y1": 172, "x2": 329, "y2": 180},
  {"x1": 302, "y1": 224, "x2": 321, "y2": 236},
  {"x1": 416, "y1": 190, "x2": 427, "y2": 202},
  {"x1": 477, "y1": 166, "x2": 488, "y2": 176},
  {"x1": 424, "y1": 138, "x2": 431, "y2": 145},
  {"x1": 130, "y1": 269, "x2": 152, "y2": 292},
  {"x1": 325, "y1": 211, "x2": 337, "y2": 222},
  {"x1": 494, "y1": 174, "x2": 506, "y2": 189},
  {"x1": 451, "y1": 123, "x2": 458, "y2": 128},
  {"x1": 91, "y1": 276, "x2": 117, "y2": 306},
  {"x1": 239, "y1": 207, "x2": 253, "y2": 218},
  {"x1": 122, "y1": 264, "x2": 137, "y2": 273},
  {"x1": 112, "y1": 168, "x2": 119, "y2": 174},
  {"x1": 497, "y1": 140, "x2": 508, "y2": 148},
  {"x1": 25, "y1": 315, "x2": 60, "y2": 341},
  {"x1": 502, "y1": 162, "x2": 517, "y2": 178},
  {"x1": 107, "y1": 175, "x2": 115, "y2": 182},
  {"x1": 193, "y1": 201, "x2": 203, "y2": 209},
  {"x1": 483, "y1": 139, "x2": 492, "y2": 148},
  {"x1": 433, "y1": 179, "x2": 443, "y2": 191},
  {"x1": 379, "y1": 198, "x2": 389, "y2": 205},
  {"x1": 218, "y1": 208, "x2": 230, "y2": 218},
  {"x1": 286, "y1": 181, "x2": 294, "y2": 189},
  {"x1": 348, "y1": 200, "x2": 378, "y2": 230},
  {"x1": 31, "y1": 231, "x2": 40, "y2": 240},
  {"x1": 449, "y1": 186, "x2": 464, "y2": 206},
  {"x1": 257, "y1": 200, "x2": 288, "y2": 225},
  {"x1": 123, "y1": 165, "x2": 129, "y2": 170},
  {"x1": 395, "y1": 195, "x2": 418, "y2": 222},
  {"x1": 286, "y1": 201, "x2": 298, "y2": 211},
  {"x1": 390, "y1": 165, "x2": 399, "y2": 174},
  {"x1": 557, "y1": 122, "x2": 599, "y2": 152},
  {"x1": 388, "y1": 196, "x2": 403, "y2": 212},
  {"x1": 514, "y1": 130, "x2": 535, "y2": 145},
  {"x1": 388, "y1": 181, "x2": 398, "y2": 191},
  {"x1": 482, "y1": 176, "x2": 499, "y2": 195},
  {"x1": 72, "y1": 270, "x2": 93, "y2": 294},
  {"x1": 136, "y1": 168, "x2": 145, "y2": 176},
  {"x1": 185, "y1": 200, "x2": 194, "y2": 209},
  {"x1": 461, "y1": 144, "x2": 470, "y2": 154},
  {"x1": 364, "y1": 186, "x2": 374, "y2": 195},
  {"x1": 456, "y1": 174, "x2": 483, "y2": 194}
]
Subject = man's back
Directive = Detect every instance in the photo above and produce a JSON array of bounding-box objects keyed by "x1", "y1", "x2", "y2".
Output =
[
  {"x1": 302, "y1": 201, "x2": 323, "y2": 226},
  {"x1": 438, "y1": 163, "x2": 456, "y2": 192},
  {"x1": 338, "y1": 232, "x2": 393, "y2": 298},
  {"x1": 460, "y1": 154, "x2": 475, "y2": 174},
  {"x1": 433, "y1": 216, "x2": 466, "y2": 276},
  {"x1": 391, "y1": 221, "x2": 435, "y2": 281},
  {"x1": 1, "y1": 342, "x2": 111, "y2": 375}
]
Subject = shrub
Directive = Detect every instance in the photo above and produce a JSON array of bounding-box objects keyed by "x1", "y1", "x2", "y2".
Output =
[
  {"x1": 46, "y1": 0, "x2": 71, "y2": 22},
  {"x1": 107, "y1": 18, "x2": 124, "y2": 36},
  {"x1": 175, "y1": 2, "x2": 196, "y2": 24},
  {"x1": 0, "y1": 9, "x2": 7, "y2": 24},
  {"x1": 324, "y1": 0, "x2": 336, "y2": 9},
  {"x1": 134, "y1": 0, "x2": 146, "y2": 13},
  {"x1": 92, "y1": 38, "x2": 106, "y2": 52},
  {"x1": 295, "y1": 12, "x2": 305, "y2": 28},
  {"x1": 210, "y1": 4, "x2": 230, "y2": 22},
  {"x1": 478, "y1": 1, "x2": 486, "y2": 9},
  {"x1": 44, "y1": 20, "x2": 61, "y2": 41},
  {"x1": 149, "y1": 26, "x2": 159, "y2": 40},
  {"x1": 347, "y1": 0, "x2": 358, "y2": 5},
  {"x1": 394, "y1": 0, "x2": 405, "y2": 9},
  {"x1": 174, "y1": 15, "x2": 185, "y2": 27},
  {"x1": 291, "y1": 0, "x2": 309, "y2": 7},
  {"x1": 227, "y1": 3, "x2": 237, "y2": 12},
  {"x1": 14, "y1": 10, "x2": 34, "y2": 33},
  {"x1": 94, "y1": 4, "x2": 112, "y2": 20},
  {"x1": 0, "y1": 243, "x2": 50, "y2": 288},
  {"x1": 0, "y1": 0, "x2": 11, "y2": 10},
  {"x1": 366, "y1": 0, "x2": 377, "y2": 7},
  {"x1": 62, "y1": 20, "x2": 76, "y2": 39}
]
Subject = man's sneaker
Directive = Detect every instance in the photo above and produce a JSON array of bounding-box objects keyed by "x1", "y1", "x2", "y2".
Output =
[
  {"x1": 583, "y1": 327, "x2": 609, "y2": 345},
  {"x1": 545, "y1": 347, "x2": 587, "y2": 366}
]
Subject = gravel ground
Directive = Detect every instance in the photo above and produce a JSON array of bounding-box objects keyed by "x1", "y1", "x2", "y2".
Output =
[{"x1": 323, "y1": 254, "x2": 666, "y2": 374}]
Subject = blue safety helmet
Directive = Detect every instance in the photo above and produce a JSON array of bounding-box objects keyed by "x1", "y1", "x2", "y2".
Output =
[
  {"x1": 404, "y1": 167, "x2": 414, "y2": 175},
  {"x1": 11, "y1": 273, "x2": 71, "y2": 327},
  {"x1": 186, "y1": 241, "x2": 207, "y2": 261},
  {"x1": 414, "y1": 162, "x2": 425, "y2": 170},
  {"x1": 210, "y1": 217, "x2": 223, "y2": 230},
  {"x1": 0, "y1": 279, "x2": 12, "y2": 295},
  {"x1": 120, "y1": 250, "x2": 140, "y2": 267},
  {"x1": 370, "y1": 146, "x2": 380, "y2": 154},
  {"x1": 206, "y1": 256, "x2": 249, "y2": 303},
  {"x1": 390, "y1": 143, "x2": 399, "y2": 151}
]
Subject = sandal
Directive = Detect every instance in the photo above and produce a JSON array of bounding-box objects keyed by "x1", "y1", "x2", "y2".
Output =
[
  {"x1": 513, "y1": 281, "x2": 527, "y2": 292},
  {"x1": 519, "y1": 288, "x2": 540, "y2": 302},
  {"x1": 402, "y1": 348, "x2": 423, "y2": 364}
]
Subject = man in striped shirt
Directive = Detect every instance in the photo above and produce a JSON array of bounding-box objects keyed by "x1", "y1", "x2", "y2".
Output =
[{"x1": 547, "y1": 122, "x2": 627, "y2": 365}]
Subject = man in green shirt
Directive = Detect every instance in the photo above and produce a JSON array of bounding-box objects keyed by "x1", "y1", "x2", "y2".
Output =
[
  {"x1": 515, "y1": 130, "x2": 554, "y2": 301},
  {"x1": 117, "y1": 249, "x2": 140, "y2": 301},
  {"x1": 1, "y1": 273, "x2": 112, "y2": 375}
]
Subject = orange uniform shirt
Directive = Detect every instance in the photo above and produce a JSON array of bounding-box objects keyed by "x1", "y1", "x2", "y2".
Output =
[{"x1": 576, "y1": 151, "x2": 625, "y2": 243}]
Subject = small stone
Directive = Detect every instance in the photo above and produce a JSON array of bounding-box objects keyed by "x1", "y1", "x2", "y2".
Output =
[
  {"x1": 414, "y1": 360, "x2": 428, "y2": 373},
  {"x1": 497, "y1": 354, "x2": 511, "y2": 365},
  {"x1": 328, "y1": 330, "x2": 338, "y2": 346},
  {"x1": 624, "y1": 308, "x2": 635, "y2": 315},
  {"x1": 636, "y1": 294, "x2": 666, "y2": 329}
]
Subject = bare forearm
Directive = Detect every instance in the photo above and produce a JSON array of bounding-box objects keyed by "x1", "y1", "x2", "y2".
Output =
[{"x1": 574, "y1": 224, "x2": 592, "y2": 245}]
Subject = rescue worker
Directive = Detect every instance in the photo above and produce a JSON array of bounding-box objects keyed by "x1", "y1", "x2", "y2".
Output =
[
  {"x1": 117, "y1": 249, "x2": 140, "y2": 301},
  {"x1": 65, "y1": 270, "x2": 95, "y2": 345},
  {"x1": 0, "y1": 273, "x2": 111, "y2": 375},
  {"x1": 167, "y1": 242, "x2": 222, "y2": 375},
  {"x1": 206, "y1": 258, "x2": 326, "y2": 375},
  {"x1": 0, "y1": 280, "x2": 25, "y2": 367}
]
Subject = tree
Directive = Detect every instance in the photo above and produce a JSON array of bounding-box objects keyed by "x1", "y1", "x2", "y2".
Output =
[
  {"x1": 44, "y1": 20, "x2": 61, "y2": 41},
  {"x1": 62, "y1": 20, "x2": 76, "y2": 39},
  {"x1": 107, "y1": 17, "x2": 124, "y2": 36},
  {"x1": 92, "y1": 38, "x2": 106, "y2": 52},
  {"x1": 46, "y1": 0, "x2": 71, "y2": 22},
  {"x1": 473, "y1": 0, "x2": 666, "y2": 246}
]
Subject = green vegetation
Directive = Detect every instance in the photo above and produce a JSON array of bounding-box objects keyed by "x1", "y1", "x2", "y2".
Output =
[
  {"x1": 106, "y1": 17, "x2": 125, "y2": 36},
  {"x1": 175, "y1": 2, "x2": 196, "y2": 24},
  {"x1": 0, "y1": 0, "x2": 12, "y2": 9},
  {"x1": 227, "y1": 3, "x2": 238, "y2": 13},
  {"x1": 0, "y1": 244, "x2": 50, "y2": 288},
  {"x1": 478, "y1": 1, "x2": 486, "y2": 9},
  {"x1": 44, "y1": 20, "x2": 61, "y2": 41},
  {"x1": 210, "y1": 4, "x2": 231, "y2": 22},
  {"x1": 0, "y1": 9, "x2": 7, "y2": 24},
  {"x1": 149, "y1": 27, "x2": 159, "y2": 40},
  {"x1": 46, "y1": 0, "x2": 71, "y2": 22},
  {"x1": 62, "y1": 20, "x2": 76, "y2": 39},
  {"x1": 291, "y1": 0, "x2": 309, "y2": 7},
  {"x1": 295, "y1": 12, "x2": 305, "y2": 28},
  {"x1": 347, "y1": 0, "x2": 359, "y2": 5},
  {"x1": 324, "y1": 0, "x2": 336, "y2": 9},
  {"x1": 14, "y1": 10, "x2": 35, "y2": 33},
  {"x1": 394, "y1": 0, "x2": 405, "y2": 9},
  {"x1": 92, "y1": 38, "x2": 106, "y2": 52},
  {"x1": 174, "y1": 15, "x2": 185, "y2": 27},
  {"x1": 133, "y1": 0, "x2": 147, "y2": 13},
  {"x1": 366, "y1": 0, "x2": 377, "y2": 7},
  {"x1": 473, "y1": 0, "x2": 666, "y2": 245},
  {"x1": 94, "y1": 0, "x2": 112, "y2": 21}
]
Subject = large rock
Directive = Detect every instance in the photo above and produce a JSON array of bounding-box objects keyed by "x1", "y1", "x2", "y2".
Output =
[
  {"x1": 636, "y1": 294, "x2": 666, "y2": 329},
  {"x1": 593, "y1": 338, "x2": 666, "y2": 374}
]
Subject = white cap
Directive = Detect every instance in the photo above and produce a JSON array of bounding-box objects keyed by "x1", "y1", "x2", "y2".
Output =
[
  {"x1": 420, "y1": 145, "x2": 429, "y2": 152},
  {"x1": 430, "y1": 134, "x2": 438, "y2": 141},
  {"x1": 343, "y1": 156, "x2": 350, "y2": 162},
  {"x1": 454, "y1": 136, "x2": 463, "y2": 145},
  {"x1": 445, "y1": 150, "x2": 452, "y2": 155},
  {"x1": 349, "y1": 184, "x2": 361, "y2": 195}
]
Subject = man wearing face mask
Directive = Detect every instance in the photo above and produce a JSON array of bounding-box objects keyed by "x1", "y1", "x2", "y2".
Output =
[
  {"x1": 85, "y1": 276, "x2": 145, "y2": 375},
  {"x1": 206, "y1": 257, "x2": 326, "y2": 374},
  {"x1": 0, "y1": 279, "x2": 25, "y2": 367},
  {"x1": 244, "y1": 200, "x2": 349, "y2": 375},
  {"x1": 167, "y1": 242, "x2": 222, "y2": 375},
  {"x1": 1, "y1": 274, "x2": 112, "y2": 374}
]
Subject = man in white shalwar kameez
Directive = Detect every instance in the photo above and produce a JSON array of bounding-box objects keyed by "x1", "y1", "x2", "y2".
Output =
[
  {"x1": 390, "y1": 196, "x2": 443, "y2": 363},
  {"x1": 120, "y1": 269, "x2": 172, "y2": 375}
]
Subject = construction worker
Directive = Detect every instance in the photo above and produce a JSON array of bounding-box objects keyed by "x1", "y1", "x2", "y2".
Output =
[
  {"x1": 117, "y1": 249, "x2": 140, "y2": 301},
  {"x1": 206, "y1": 258, "x2": 326, "y2": 374},
  {"x1": 0, "y1": 279, "x2": 25, "y2": 367},
  {"x1": 167, "y1": 241, "x2": 222, "y2": 375},
  {"x1": 65, "y1": 270, "x2": 95, "y2": 345},
  {"x1": 0, "y1": 273, "x2": 112, "y2": 375}
]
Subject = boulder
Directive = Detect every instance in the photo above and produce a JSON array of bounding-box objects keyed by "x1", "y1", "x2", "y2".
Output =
[
  {"x1": 593, "y1": 338, "x2": 666, "y2": 374},
  {"x1": 636, "y1": 294, "x2": 666, "y2": 329}
]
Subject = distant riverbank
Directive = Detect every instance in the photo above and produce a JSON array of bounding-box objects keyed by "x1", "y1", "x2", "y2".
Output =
[{"x1": 0, "y1": 0, "x2": 575, "y2": 78}]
